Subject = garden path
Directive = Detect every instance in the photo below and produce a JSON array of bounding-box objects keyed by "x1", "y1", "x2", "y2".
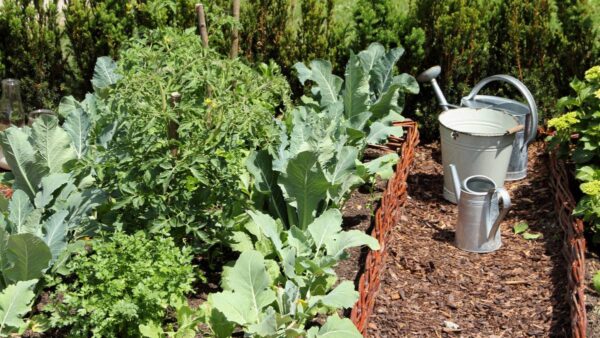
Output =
[{"x1": 366, "y1": 141, "x2": 569, "y2": 337}]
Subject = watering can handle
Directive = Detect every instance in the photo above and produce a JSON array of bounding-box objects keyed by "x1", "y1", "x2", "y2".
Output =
[
  {"x1": 464, "y1": 75, "x2": 538, "y2": 146},
  {"x1": 486, "y1": 187, "x2": 511, "y2": 241}
]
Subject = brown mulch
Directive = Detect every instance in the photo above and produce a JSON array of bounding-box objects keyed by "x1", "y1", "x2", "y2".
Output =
[
  {"x1": 366, "y1": 141, "x2": 570, "y2": 337},
  {"x1": 586, "y1": 250, "x2": 600, "y2": 337}
]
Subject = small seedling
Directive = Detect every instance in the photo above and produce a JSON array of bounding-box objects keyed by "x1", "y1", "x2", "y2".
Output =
[
  {"x1": 593, "y1": 271, "x2": 600, "y2": 293},
  {"x1": 513, "y1": 222, "x2": 543, "y2": 240},
  {"x1": 513, "y1": 222, "x2": 529, "y2": 234},
  {"x1": 522, "y1": 232, "x2": 543, "y2": 240}
]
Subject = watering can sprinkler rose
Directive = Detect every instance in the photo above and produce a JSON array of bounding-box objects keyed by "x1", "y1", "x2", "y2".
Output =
[{"x1": 417, "y1": 66, "x2": 537, "y2": 203}]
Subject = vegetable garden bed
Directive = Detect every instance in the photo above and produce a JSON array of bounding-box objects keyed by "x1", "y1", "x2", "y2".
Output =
[
  {"x1": 365, "y1": 141, "x2": 570, "y2": 337},
  {"x1": 347, "y1": 120, "x2": 419, "y2": 334}
]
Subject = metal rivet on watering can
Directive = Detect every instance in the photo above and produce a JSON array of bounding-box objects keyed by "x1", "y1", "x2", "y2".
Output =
[{"x1": 450, "y1": 164, "x2": 511, "y2": 253}]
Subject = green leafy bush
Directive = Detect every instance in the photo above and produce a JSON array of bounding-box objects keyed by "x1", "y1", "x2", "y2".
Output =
[
  {"x1": 0, "y1": 0, "x2": 198, "y2": 111},
  {"x1": 349, "y1": 0, "x2": 599, "y2": 140},
  {"x1": 87, "y1": 28, "x2": 290, "y2": 250},
  {"x1": 0, "y1": 0, "x2": 67, "y2": 112},
  {"x1": 63, "y1": 0, "x2": 198, "y2": 97},
  {"x1": 205, "y1": 0, "x2": 355, "y2": 80},
  {"x1": 549, "y1": 65, "x2": 600, "y2": 235},
  {"x1": 0, "y1": 65, "x2": 117, "y2": 335},
  {"x1": 44, "y1": 231, "x2": 196, "y2": 338}
]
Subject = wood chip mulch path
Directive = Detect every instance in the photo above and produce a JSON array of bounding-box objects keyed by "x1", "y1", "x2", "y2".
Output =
[
  {"x1": 367, "y1": 141, "x2": 569, "y2": 337},
  {"x1": 586, "y1": 250, "x2": 600, "y2": 336}
]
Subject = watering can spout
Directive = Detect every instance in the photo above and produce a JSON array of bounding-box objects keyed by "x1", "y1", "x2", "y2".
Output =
[
  {"x1": 449, "y1": 164, "x2": 461, "y2": 202},
  {"x1": 417, "y1": 66, "x2": 450, "y2": 111}
]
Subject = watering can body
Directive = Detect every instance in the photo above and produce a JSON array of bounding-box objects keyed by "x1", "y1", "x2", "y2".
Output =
[
  {"x1": 450, "y1": 165, "x2": 511, "y2": 253},
  {"x1": 439, "y1": 108, "x2": 520, "y2": 203}
]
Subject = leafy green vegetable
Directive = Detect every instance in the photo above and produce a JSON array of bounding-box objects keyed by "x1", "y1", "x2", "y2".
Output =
[
  {"x1": 210, "y1": 250, "x2": 276, "y2": 326},
  {"x1": 44, "y1": 232, "x2": 196, "y2": 337},
  {"x1": 307, "y1": 314, "x2": 363, "y2": 338},
  {"x1": 139, "y1": 297, "x2": 204, "y2": 338},
  {"x1": 204, "y1": 209, "x2": 377, "y2": 336},
  {"x1": 3, "y1": 232, "x2": 51, "y2": 284},
  {"x1": 82, "y1": 28, "x2": 290, "y2": 252},
  {"x1": 0, "y1": 279, "x2": 38, "y2": 336},
  {"x1": 593, "y1": 271, "x2": 600, "y2": 293},
  {"x1": 294, "y1": 43, "x2": 418, "y2": 145},
  {"x1": 247, "y1": 44, "x2": 413, "y2": 230}
]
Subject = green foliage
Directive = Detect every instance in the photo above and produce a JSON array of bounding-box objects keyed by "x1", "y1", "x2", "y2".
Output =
[
  {"x1": 44, "y1": 231, "x2": 196, "y2": 338},
  {"x1": 513, "y1": 222, "x2": 529, "y2": 234},
  {"x1": 205, "y1": 0, "x2": 356, "y2": 80},
  {"x1": 0, "y1": 0, "x2": 67, "y2": 112},
  {"x1": 247, "y1": 44, "x2": 416, "y2": 230},
  {"x1": 0, "y1": 81, "x2": 112, "y2": 334},
  {"x1": 549, "y1": 65, "x2": 600, "y2": 236},
  {"x1": 63, "y1": 0, "x2": 197, "y2": 97},
  {"x1": 0, "y1": 114, "x2": 107, "y2": 238},
  {"x1": 83, "y1": 29, "x2": 290, "y2": 250},
  {"x1": 593, "y1": 270, "x2": 600, "y2": 292},
  {"x1": 0, "y1": 279, "x2": 38, "y2": 336},
  {"x1": 0, "y1": 0, "x2": 197, "y2": 112},
  {"x1": 139, "y1": 297, "x2": 203, "y2": 338},
  {"x1": 203, "y1": 210, "x2": 376, "y2": 336},
  {"x1": 0, "y1": 109, "x2": 108, "y2": 295},
  {"x1": 512, "y1": 221, "x2": 542, "y2": 240},
  {"x1": 349, "y1": 0, "x2": 599, "y2": 140},
  {"x1": 201, "y1": 45, "x2": 408, "y2": 336}
]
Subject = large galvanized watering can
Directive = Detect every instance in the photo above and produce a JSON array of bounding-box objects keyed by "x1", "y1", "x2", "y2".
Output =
[
  {"x1": 461, "y1": 75, "x2": 538, "y2": 180},
  {"x1": 438, "y1": 107, "x2": 521, "y2": 203},
  {"x1": 450, "y1": 164, "x2": 511, "y2": 253},
  {"x1": 418, "y1": 66, "x2": 538, "y2": 181}
]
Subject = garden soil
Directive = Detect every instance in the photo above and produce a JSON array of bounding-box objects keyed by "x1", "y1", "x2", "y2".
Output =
[{"x1": 349, "y1": 141, "x2": 571, "y2": 337}]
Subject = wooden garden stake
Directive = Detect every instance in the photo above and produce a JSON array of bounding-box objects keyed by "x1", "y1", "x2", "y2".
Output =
[
  {"x1": 168, "y1": 92, "x2": 182, "y2": 157},
  {"x1": 195, "y1": 3, "x2": 213, "y2": 97},
  {"x1": 230, "y1": 0, "x2": 240, "y2": 59},
  {"x1": 196, "y1": 3, "x2": 209, "y2": 48}
]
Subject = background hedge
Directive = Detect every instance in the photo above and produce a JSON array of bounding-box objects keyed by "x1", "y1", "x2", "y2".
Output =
[{"x1": 1, "y1": 0, "x2": 598, "y2": 139}]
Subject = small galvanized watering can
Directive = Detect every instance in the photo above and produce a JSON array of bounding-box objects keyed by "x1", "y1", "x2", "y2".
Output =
[{"x1": 449, "y1": 164, "x2": 511, "y2": 253}]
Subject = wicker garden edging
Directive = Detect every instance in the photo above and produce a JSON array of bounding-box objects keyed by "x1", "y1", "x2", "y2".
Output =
[
  {"x1": 549, "y1": 152, "x2": 587, "y2": 338},
  {"x1": 350, "y1": 120, "x2": 419, "y2": 335}
]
